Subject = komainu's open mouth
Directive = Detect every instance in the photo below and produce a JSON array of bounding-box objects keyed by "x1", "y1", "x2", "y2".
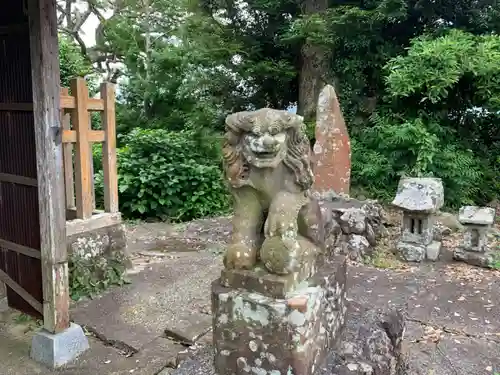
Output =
[{"x1": 254, "y1": 151, "x2": 278, "y2": 159}]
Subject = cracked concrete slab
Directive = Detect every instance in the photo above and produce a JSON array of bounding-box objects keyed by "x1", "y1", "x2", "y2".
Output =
[
  {"x1": 56, "y1": 336, "x2": 183, "y2": 375},
  {"x1": 164, "y1": 312, "x2": 212, "y2": 345},
  {"x1": 407, "y1": 328, "x2": 500, "y2": 375},
  {"x1": 348, "y1": 263, "x2": 500, "y2": 341},
  {"x1": 0, "y1": 309, "x2": 183, "y2": 375},
  {"x1": 71, "y1": 250, "x2": 222, "y2": 351}
]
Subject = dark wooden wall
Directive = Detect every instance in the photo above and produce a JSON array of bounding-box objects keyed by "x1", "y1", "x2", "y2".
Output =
[{"x1": 0, "y1": 0, "x2": 43, "y2": 318}]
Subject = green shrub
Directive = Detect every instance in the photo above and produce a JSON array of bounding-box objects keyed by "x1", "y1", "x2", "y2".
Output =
[
  {"x1": 96, "y1": 129, "x2": 230, "y2": 221},
  {"x1": 351, "y1": 114, "x2": 486, "y2": 208},
  {"x1": 69, "y1": 252, "x2": 130, "y2": 301}
]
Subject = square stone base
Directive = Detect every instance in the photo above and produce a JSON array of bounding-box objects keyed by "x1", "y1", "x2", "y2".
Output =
[
  {"x1": 212, "y1": 256, "x2": 347, "y2": 375},
  {"x1": 397, "y1": 241, "x2": 441, "y2": 262},
  {"x1": 453, "y1": 247, "x2": 494, "y2": 268},
  {"x1": 30, "y1": 323, "x2": 90, "y2": 368}
]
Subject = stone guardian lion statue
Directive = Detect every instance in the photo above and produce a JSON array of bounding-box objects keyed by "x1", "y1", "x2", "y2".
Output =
[{"x1": 222, "y1": 108, "x2": 325, "y2": 275}]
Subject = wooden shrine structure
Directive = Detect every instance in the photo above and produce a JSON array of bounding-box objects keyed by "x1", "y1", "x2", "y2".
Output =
[{"x1": 0, "y1": 0, "x2": 119, "y2": 338}]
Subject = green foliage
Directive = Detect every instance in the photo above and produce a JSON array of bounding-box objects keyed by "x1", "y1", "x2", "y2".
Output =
[
  {"x1": 96, "y1": 129, "x2": 230, "y2": 221},
  {"x1": 351, "y1": 115, "x2": 485, "y2": 207},
  {"x1": 347, "y1": 29, "x2": 500, "y2": 207},
  {"x1": 58, "y1": 34, "x2": 98, "y2": 93},
  {"x1": 385, "y1": 30, "x2": 500, "y2": 109},
  {"x1": 491, "y1": 258, "x2": 500, "y2": 271},
  {"x1": 60, "y1": 0, "x2": 500, "y2": 219},
  {"x1": 69, "y1": 252, "x2": 130, "y2": 302}
]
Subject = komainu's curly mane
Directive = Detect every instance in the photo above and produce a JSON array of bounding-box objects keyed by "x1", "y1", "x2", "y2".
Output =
[{"x1": 222, "y1": 109, "x2": 314, "y2": 191}]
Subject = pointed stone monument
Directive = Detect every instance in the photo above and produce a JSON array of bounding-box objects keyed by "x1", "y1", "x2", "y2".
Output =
[{"x1": 313, "y1": 85, "x2": 351, "y2": 197}]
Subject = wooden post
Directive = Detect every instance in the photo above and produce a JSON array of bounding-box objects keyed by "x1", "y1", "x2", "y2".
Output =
[
  {"x1": 71, "y1": 78, "x2": 93, "y2": 219},
  {"x1": 101, "y1": 82, "x2": 119, "y2": 213},
  {"x1": 90, "y1": 116, "x2": 96, "y2": 211},
  {"x1": 28, "y1": 0, "x2": 70, "y2": 334},
  {"x1": 61, "y1": 87, "x2": 75, "y2": 210}
]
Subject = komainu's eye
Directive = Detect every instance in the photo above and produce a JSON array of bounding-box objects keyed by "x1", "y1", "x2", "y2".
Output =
[
  {"x1": 252, "y1": 125, "x2": 262, "y2": 136},
  {"x1": 269, "y1": 123, "x2": 279, "y2": 136}
]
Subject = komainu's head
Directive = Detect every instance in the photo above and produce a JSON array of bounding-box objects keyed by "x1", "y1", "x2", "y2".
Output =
[{"x1": 222, "y1": 108, "x2": 314, "y2": 190}]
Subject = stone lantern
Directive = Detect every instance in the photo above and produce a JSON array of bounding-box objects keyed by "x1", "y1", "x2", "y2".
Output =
[
  {"x1": 454, "y1": 206, "x2": 496, "y2": 267},
  {"x1": 392, "y1": 177, "x2": 444, "y2": 262}
]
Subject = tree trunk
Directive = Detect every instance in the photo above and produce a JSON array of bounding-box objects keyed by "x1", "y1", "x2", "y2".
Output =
[{"x1": 298, "y1": 0, "x2": 329, "y2": 122}]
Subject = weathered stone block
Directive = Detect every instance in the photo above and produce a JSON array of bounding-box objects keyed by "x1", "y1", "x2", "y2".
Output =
[
  {"x1": 453, "y1": 247, "x2": 494, "y2": 268},
  {"x1": 392, "y1": 177, "x2": 444, "y2": 213},
  {"x1": 397, "y1": 241, "x2": 441, "y2": 263},
  {"x1": 212, "y1": 257, "x2": 347, "y2": 375},
  {"x1": 458, "y1": 206, "x2": 495, "y2": 226},
  {"x1": 220, "y1": 258, "x2": 316, "y2": 299},
  {"x1": 66, "y1": 213, "x2": 129, "y2": 271},
  {"x1": 67, "y1": 223, "x2": 127, "y2": 258},
  {"x1": 396, "y1": 242, "x2": 426, "y2": 262},
  {"x1": 426, "y1": 241, "x2": 441, "y2": 261}
]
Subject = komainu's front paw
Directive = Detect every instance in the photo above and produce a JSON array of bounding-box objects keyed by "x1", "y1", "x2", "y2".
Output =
[
  {"x1": 223, "y1": 243, "x2": 257, "y2": 270},
  {"x1": 264, "y1": 214, "x2": 298, "y2": 238},
  {"x1": 260, "y1": 236, "x2": 300, "y2": 275}
]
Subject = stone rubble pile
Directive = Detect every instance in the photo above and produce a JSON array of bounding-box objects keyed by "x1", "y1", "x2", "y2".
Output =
[
  {"x1": 320, "y1": 197, "x2": 386, "y2": 261},
  {"x1": 320, "y1": 306, "x2": 408, "y2": 375}
]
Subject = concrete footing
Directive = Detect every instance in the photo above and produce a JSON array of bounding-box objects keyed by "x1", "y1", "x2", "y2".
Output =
[{"x1": 30, "y1": 323, "x2": 90, "y2": 368}]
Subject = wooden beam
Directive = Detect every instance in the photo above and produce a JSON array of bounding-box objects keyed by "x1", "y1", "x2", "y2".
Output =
[
  {"x1": 61, "y1": 88, "x2": 75, "y2": 210},
  {"x1": 0, "y1": 23, "x2": 29, "y2": 35},
  {"x1": 0, "y1": 269, "x2": 43, "y2": 314},
  {"x1": 62, "y1": 129, "x2": 105, "y2": 143},
  {"x1": 0, "y1": 103, "x2": 32, "y2": 111},
  {"x1": 71, "y1": 78, "x2": 93, "y2": 220},
  {"x1": 0, "y1": 172, "x2": 37, "y2": 187},
  {"x1": 28, "y1": 0, "x2": 70, "y2": 334},
  {"x1": 0, "y1": 239, "x2": 41, "y2": 260},
  {"x1": 101, "y1": 83, "x2": 119, "y2": 213},
  {"x1": 60, "y1": 95, "x2": 104, "y2": 111},
  {"x1": 0, "y1": 97, "x2": 104, "y2": 112}
]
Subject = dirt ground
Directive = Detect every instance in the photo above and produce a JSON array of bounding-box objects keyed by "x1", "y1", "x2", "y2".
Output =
[{"x1": 0, "y1": 211, "x2": 499, "y2": 375}]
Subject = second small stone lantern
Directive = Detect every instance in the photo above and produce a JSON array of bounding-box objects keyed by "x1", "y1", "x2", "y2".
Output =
[{"x1": 392, "y1": 177, "x2": 444, "y2": 262}]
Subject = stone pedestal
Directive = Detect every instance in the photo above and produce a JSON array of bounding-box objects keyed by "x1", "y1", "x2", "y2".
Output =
[
  {"x1": 453, "y1": 206, "x2": 496, "y2": 268},
  {"x1": 212, "y1": 256, "x2": 347, "y2": 375},
  {"x1": 173, "y1": 304, "x2": 408, "y2": 375}
]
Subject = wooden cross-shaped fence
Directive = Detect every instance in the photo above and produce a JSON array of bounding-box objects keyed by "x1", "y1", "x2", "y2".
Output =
[{"x1": 60, "y1": 77, "x2": 119, "y2": 220}]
